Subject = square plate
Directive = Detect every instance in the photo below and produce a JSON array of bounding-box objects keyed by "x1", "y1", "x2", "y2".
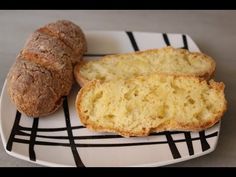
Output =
[{"x1": 0, "y1": 31, "x2": 220, "y2": 167}]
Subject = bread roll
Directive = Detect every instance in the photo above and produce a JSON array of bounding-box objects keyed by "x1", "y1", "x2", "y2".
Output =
[
  {"x1": 7, "y1": 20, "x2": 87, "y2": 117},
  {"x1": 76, "y1": 74, "x2": 226, "y2": 137},
  {"x1": 8, "y1": 58, "x2": 72, "y2": 117}
]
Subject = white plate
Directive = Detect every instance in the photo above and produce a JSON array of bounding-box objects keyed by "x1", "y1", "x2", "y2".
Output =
[{"x1": 0, "y1": 31, "x2": 220, "y2": 167}]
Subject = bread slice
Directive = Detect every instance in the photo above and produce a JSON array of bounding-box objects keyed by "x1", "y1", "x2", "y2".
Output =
[
  {"x1": 74, "y1": 47, "x2": 216, "y2": 86},
  {"x1": 75, "y1": 74, "x2": 226, "y2": 137}
]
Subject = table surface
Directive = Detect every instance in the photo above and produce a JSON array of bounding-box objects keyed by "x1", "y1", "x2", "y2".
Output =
[{"x1": 0, "y1": 10, "x2": 235, "y2": 167}]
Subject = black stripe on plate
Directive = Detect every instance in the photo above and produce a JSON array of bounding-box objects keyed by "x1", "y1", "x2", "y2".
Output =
[
  {"x1": 126, "y1": 31, "x2": 139, "y2": 51},
  {"x1": 199, "y1": 131, "x2": 211, "y2": 151},
  {"x1": 165, "y1": 132, "x2": 181, "y2": 159},
  {"x1": 29, "y1": 118, "x2": 38, "y2": 161},
  {"x1": 63, "y1": 97, "x2": 84, "y2": 167},
  {"x1": 162, "y1": 33, "x2": 171, "y2": 46},
  {"x1": 17, "y1": 131, "x2": 122, "y2": 140},
  {"x1": 17, "y1": 130, "x2": 190, "y2": 140},
  {"x1": 19, "y1": 125, "x2": 85, "y2": 132},
  {"x1": 184, "y1": 132, "x2": 194, "y2": 155},
  {"x1": 182, "y1": 34, "x2": 188, "y2": 49},
  {"x1": 13, "y1": 131, "x2": 218, "y2": 148},
  {"x1": 6, "y1": 110, "x2": 21, "y2": 151}
]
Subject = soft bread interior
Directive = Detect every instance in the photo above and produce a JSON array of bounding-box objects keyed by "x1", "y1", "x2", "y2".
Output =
[
  {"x1": 76, "y1": 74, "x2": 226, "y2": 137},
  {"x1": 77, "y1": 47, "x2": 215, "y2": 85}
]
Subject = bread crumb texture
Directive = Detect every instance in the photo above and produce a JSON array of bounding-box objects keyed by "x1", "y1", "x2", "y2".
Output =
[
  {"x1": 77, "y1": 47, "x2": 216, "y2": 85},
  {"x1": 76, "y1": 74, "x2": 226, "y2": 137}
]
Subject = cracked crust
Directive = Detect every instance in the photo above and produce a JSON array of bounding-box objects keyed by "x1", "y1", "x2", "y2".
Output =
[
  {"x1": 75, "y1": 74, "x2": 227, "y2": 137},
  {"x1": 7, "y1": 58, "x2": 73, "y2": 117},
  {"x1": 38, "y1": 20, "x2": 87, "y2": 64},
  {"x1": 7, "y1": 20, "x2": 86, "y2": 117},
  {"x1": 21, "y1": 31, "x2": 74, "y2": 71}
]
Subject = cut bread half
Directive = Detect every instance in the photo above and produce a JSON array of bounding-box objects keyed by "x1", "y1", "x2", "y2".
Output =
[
  {"x1": 75, "y1": 74, "x2": 226, "y2": 137},
  {"x1": 74, "y1": 47, "x2": 216, "y2": 86}
]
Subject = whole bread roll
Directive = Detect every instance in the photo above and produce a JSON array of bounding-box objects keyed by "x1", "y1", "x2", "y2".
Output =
[{"x1": 7, "y1": 20, "x2": 87, "y2": 117}]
